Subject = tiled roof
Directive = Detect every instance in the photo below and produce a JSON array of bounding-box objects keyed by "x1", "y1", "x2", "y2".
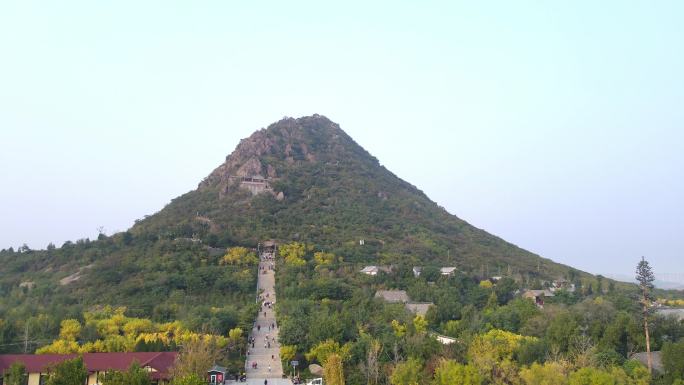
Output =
[
  {"x1": 405, "y1": 302, "x2": 433, "y2": 316},
  {"x1": 208, "y1": 364, "x2": 227, "y2": 373},
  {"x1": 375, "y1": 290, "x2": 410, "y2": 303},
  {"x1": 0, "y1": 352, "x2": 177, "y2": 380}
]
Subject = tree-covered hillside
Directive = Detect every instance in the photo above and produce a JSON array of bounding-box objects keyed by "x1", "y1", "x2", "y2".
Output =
[
  {"x1": 0, "y1": 237, "x2": 258, "y2": 354},
  {"x1": 2, "y1": 114, "x2": 674, "y2": 361},
  {"x1": 133, "y1": 115, "x2": 578, "y2": 281}
]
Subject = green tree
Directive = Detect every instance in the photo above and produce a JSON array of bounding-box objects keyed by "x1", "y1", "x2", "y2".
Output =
[
  {"x1": 546, "y1": 312, "x2": 578, "y2": 352},
  {"x1": 421, "y1": 266, "x2": 441, "y2": 282},
  {"x1": 3, "y1": 362, "x2": 26, "y2": 385},
  {"x1": 171, "y1": 374, "x2": 205, "y2": 385},
  {"x1": 100, "y1": 371, "x2": 126, "y2": 385},
  {"x1": 635, "y1": 256, "x2": 655, "y2": 374},
  {"x1": 568, "y1": 366, "x2": 647, "y2": 385},
  {"x1": 568, "y1": 367, "x2": 613, "y2": 385},
  {"x1": 323, "y1": 353, "x2": 345, "y2": 385},
  {"x1": 101, "y1": 363, "x2": 151, "y2": 385},
  {"x1": 432, "y1": 360, "x2": 482, "y2": 385},
  {"x1": 485, "y1": 291, "x2": 498, "y2": 311},
  {"x1": 519, "y1": 362, "x2": 567, "y2": 385},
  {"x1": 390, "y1": 358, "x2": 422, "y2": 385},
  {"x1": 443, "y1": 320, "x2": 462, "y2": 338},
  {"x1": 662, "y1": 339, "x2": 684, "y2": 382},
  {"x1": 46, "y1": 357, "x2": 88, "y2": 385}
]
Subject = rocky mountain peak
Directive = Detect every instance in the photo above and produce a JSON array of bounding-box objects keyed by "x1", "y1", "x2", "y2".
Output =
[{"x1": 198, "y1": 114, "x2": 353, "y2": 195}]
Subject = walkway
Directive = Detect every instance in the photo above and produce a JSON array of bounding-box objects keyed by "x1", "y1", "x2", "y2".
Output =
[{"x1": 243, "y1": 247, "x2": 289, "y2": 384}]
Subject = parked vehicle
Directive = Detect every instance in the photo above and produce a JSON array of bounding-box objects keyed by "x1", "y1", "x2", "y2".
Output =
[{"x1": 306, "y1": 379, "x2": 323, "y2": 385}]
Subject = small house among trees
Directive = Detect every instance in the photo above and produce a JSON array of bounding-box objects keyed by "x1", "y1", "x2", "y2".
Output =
[
  {"x1": 360, "y1": 265, "x2": 392, "y2": 276},
  {"x1": 522, "y1": 289, "x2": 554, "y2": 308},
  {"x1": 375, "y1": 290, "x2": 410, "y2": 303},
  {"x1": 207, "y1": 364, "x2": 228, "y2": 385},
  {"x1": 0, "y1": 352, "x2": 177, "y2": 385},
  {"x1": 550, "y1": 279, "x2": 576, "y2": 293}
]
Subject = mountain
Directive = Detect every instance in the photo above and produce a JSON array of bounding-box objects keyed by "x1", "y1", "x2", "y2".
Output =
[
  {"x1": 132, "y1": 114, "x2": 574, "y2": 279},
  {"x1": 0, "y1": 114, "x2": 612, "y2": 353}
]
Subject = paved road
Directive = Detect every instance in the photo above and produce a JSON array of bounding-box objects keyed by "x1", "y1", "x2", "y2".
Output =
[{"x1": 244, "y1": 250, "x2": 289, "y2": 383}]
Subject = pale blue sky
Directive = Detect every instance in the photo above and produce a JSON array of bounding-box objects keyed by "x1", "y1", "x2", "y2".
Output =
[{"x1": 1, "y1": 1, "x2": 682, "y2": 283}]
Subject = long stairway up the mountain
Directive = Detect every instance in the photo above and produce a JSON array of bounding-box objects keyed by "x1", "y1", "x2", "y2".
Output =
[{"x1": 243, "y1": 245, "x2": 289, "y2": 384}]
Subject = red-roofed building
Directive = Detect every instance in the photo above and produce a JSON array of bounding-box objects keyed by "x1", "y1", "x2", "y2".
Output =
[{"x1": 0, "y1": 352, "x2": 177, "y2": 385}]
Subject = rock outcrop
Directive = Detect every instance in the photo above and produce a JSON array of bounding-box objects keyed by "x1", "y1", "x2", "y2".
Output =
[{"x1": 198, "y1": 115, "x2": 347, "y2": 198}]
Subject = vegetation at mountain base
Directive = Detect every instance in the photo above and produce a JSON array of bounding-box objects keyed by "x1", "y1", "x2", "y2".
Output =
[
  {"x1": 170, "y1": 337, "x2": 223, "y2": 380},
  {"x1": 3, "y1": 362, "x2": 26, "y2": 385},
  {"x1": 0, "y1": 115, "x2": 682, "y2": 383},
  {"x1": 45, "y1": 356, "x2": 88, "y2": 385},
  {"x1": 101, "y1": 362, "x2": 152, "y2": 385},
  {"x1": 0, "y1": 241, "x2": 257, "y2": 354},
  {"x1": 273, "y1": 244, "x2": 683, "y2": 384},
  {"x1": 34, "y1": 306, "x2": 240, "y2": 354}
]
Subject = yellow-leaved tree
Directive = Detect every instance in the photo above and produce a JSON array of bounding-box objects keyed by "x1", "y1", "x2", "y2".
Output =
[
  {"x1": 468, "y1": 329, "x2": 537, "y2": 385},
  {"x1": 391, "y1": 320, "x2": 406, "y2": 338},
  {"x1": 323, "y1": 353, "x2": 345, "y2": 385},
  {"x1": 280, "y1": 345, "x2": 297, "y2": 372},
  {"x1": 279, "y1": 242, "x2": 309, "y2": 267},
  {"x1": 305, "y1": 339, "x2": 351, "y2": 364},
  {"x1": 390, "y1": 358, "x2": 422, "y2": 385},
  {"x1": 221, "y1": 247, "x2": 258, "y2": 265},
  {"x1": 412, "y1": 315, "x2": 428, "y2": 334},
  {"x1": 37, "y1": 308, "x2": 228, "y2": 354},
  {"x1": 58, "y1": 319, "x2": 81, "y2": 341},
  {"x1": 519, "y1": 362, "x2": 568, "y2": 385},
  {"x1": 313, "y1": 251, "x2": 341, "y2": 267},
  {"x1": 227, "y1": 327, "x2": 243, "y2": 354},
  {"x1": 432, "y1": 359, "x2": 482, "y2": 385}
]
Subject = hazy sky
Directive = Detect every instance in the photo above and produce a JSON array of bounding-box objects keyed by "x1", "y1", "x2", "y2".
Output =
[{"x1": 1, "y1": 1, "x2": 682, "y2": 283}]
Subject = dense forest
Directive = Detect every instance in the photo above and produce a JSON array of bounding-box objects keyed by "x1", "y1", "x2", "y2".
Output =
[
  {"x1": 0, "y1": 237, "x2": 258, "y2": 356},
  {"x1": 274, "y1": 242, "x2": 684, "y2": 384}
]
